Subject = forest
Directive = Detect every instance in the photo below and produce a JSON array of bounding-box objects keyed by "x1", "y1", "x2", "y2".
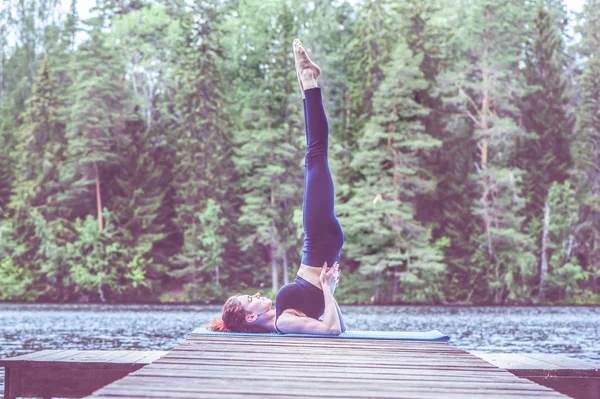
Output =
[{"x1": 0, "y1": 0, "x2": 598, "y2": 305}]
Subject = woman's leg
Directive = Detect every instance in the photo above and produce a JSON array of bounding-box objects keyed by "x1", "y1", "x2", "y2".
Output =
[{"x1": 301, "y1": 87, "x2": 344, "y2": 268}]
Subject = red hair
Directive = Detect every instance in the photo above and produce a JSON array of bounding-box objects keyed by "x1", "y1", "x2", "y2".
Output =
[{"x1": 206, "y1": 294, "x2": 270, "y2": 333}]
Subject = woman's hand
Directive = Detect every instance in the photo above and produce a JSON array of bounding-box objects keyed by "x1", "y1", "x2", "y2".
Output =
[{"x1": 319, "y1": 261, "x2": 340, "y2": 294}]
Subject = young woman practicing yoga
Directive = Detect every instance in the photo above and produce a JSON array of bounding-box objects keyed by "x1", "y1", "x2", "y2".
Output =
[{"x1": 207, "y1": 39, "x2": 346, "y2": 335}]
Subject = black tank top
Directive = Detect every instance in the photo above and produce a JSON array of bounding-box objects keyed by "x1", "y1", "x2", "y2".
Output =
[{"x1": 275, "y1": 276, "x2": 324, "y2": 333}]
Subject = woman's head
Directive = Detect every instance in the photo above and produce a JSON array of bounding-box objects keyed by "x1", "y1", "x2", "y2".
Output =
[{"x1": 206, "y1": 292, "x2": 273, "y2": 332}]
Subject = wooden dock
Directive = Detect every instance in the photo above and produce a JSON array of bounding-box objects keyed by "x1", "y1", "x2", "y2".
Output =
[{"x1": 85, "y1": 335, "x2": 571, "y2": 399}]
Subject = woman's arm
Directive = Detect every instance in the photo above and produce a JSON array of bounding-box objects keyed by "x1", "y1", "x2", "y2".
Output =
[
  {"x1": 276, "y1": 288, "x2": 342, "y2": 335},
  {"x1": 277, "y1": 262, "x2": 343, "y2": 335}
]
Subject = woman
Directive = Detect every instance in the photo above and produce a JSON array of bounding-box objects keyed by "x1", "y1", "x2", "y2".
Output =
[{"x1": 207, "y1": 39, "x2": 346, "y2": 335}]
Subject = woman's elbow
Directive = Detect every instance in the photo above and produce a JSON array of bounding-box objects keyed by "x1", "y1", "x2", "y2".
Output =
[{"x1": 327, "y1": 326, "x2": 342, "y2": 335}]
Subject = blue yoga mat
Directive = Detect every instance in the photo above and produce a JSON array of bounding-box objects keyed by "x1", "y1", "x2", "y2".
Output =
[{"x1": 190, "y1": 328, "x2": 450, "y2": 342}]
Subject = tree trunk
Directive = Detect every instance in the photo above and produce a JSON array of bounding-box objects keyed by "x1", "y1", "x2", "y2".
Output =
[
  {"x1": 593, "y1": 236, "x2": 599, "y2": 294},
  {"x1": 539, "y1": 200, "x2": 550, "y2": 302},
  {"x1": 94, "y1": 161, "x2": 103, "y2": 231},
  {"x1": 192, "y1": 261, "x2": 198, "y2": 301},
  {"x1": 345, "y1": 89, "x2": 351, "y2": 145},
  {"x1": 98, "y1": 285, "x2": 106, "y2": 303},
  {"x1": 375, "y1": 270, "x2": 382, "y2": 304},
  {"x1": 271, "y1": 247, "x2": 279, "y2": 293},
  {"x1": 282, "y1": 249, "x2": 289, "y2": 286},
  {"x1": 392, "y1": 265, "x2": 399, "y2": 303},
  {"x1": 215, "y1": 263, "x2": 219, "y2": 287}
]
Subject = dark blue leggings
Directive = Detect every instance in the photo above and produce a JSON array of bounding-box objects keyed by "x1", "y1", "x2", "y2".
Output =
[{"x1": 301, "y1": 87, "x2": 344, "y2": 268}]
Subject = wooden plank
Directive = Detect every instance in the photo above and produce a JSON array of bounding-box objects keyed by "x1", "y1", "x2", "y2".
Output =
[
  {"x1": 89, "y1": 393, "x2": 555, "y2": 399},
  {"x1": 470, "y1": 352, "x2": 600, "y2": 377},
  {"x1": 152, "y1": 357, "x2": 514, "y2": 373},
  {"x1": 108, "y1": 375, "x2": 561, "y2": 393},
  {"x1": 94, "y1": 383, "x2": 566, "y2": 398},
  {"x1": 129, "y1": 351, "x2": 169, "y2": 365},
  {"x1": 132, "y1": 367, "x2": 540, "y2": 384},
  {"x1": 3, "y1": 349, "x2": 86, "y2": 367},
  {"x1": 147, "y1": 359, "x2": 512, "y2": 375},
  {"x1": 101, "y1": 350, "x2": 154, "y2": 364},
  {"x1": 21, "y1": 350, "x2": 124, "y2": 369},
  {"x1": 159, "y1": 353, "x2": 497, "y2": 369},
  {"x1": 518, "y1": 353, "x2": 600, "y2": 370},
  {"x1": 173, "y1": 343, "x2": 472, "y2": 356},
  {"x1": 164, "y1": 350, "x2": 488, "y2": 364},
  {"x1": 141, "y1": 363, "x2": 524, "y2": 381},
  {"x1": 0, "y1": 350, "x2": 66, "y2": 366}
]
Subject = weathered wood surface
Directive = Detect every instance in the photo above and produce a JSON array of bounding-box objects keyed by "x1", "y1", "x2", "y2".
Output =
[
  {"x1": 1, "y1": 350, "x2": 167, "y2": 399},
  {"x1": 86, "y1": 336, "x2": 569, "y2": 399},
  {"x1": 471, "y1": 352, "x2": 600, "y2": 399},
  {"x1": 470, "y1": 351, "x2": 600, "y2": 377}
]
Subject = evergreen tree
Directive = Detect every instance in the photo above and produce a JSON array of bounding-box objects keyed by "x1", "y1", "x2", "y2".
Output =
[
  {"x1": 389, "y1": 0, "x2": 451, "y2": 227},
  {"x1": 2, "y1": 54, "x2": 71, "y2": 300},
  {"x1": 169, "y1": 0, "x2": 234, "y2": 300},
  {"x1": 518, "y1": 2, "x2": 573, "y2": 225},
  {"x1": 437, "y1": 0, "x2": 538, "y2": 303},
  {"x1": 344, "y1": 0, "x2": 398, "y2": 146},
  {"x1": 434, "y1": 120, "x2": 481, "y2": 303},
  {"x1": 109, "y1": 118, "x2": 173, "y2": 297},
  {"x1": 339, "y1": 39, "x2": 445, "y2": 303},
  {"x1": 539, "y1": 181, "x2": 586, "y2": 301},
  {"x1": 63, "y1": 209, "x2": 144, "y2": 302},
  {"x1": 58, "y1": 25, "x2": 126, "y2": 226}
]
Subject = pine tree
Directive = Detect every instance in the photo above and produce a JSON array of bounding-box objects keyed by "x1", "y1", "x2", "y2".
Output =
[
  {"x1": 434, "y1": 121, "x2": 481, "y2": 302},
  {"x1": 437, "y1": 0, "x2": 538, "y2": 303},
  {"x1": 344, "y1": 0, "x2": 398, "y2": 146},
  {"x1": 339, "y1": 38, "x2": 445, "y2": 304},
  {"x1": 2, "y1": 54, "x2": 71, "y2": 300},
  {"x1": 59, "y1": 25, "x2": 126, "y2": 227},
  {"x1": 108, "y1": 119, "x2": 173, "y2": 297},
  {"x1": 389, "y1": 0, "x2": 451, "y2": 227},
  {"x1": 518, "y1": 2, "x2": 573, "y2": 225},
  {"x1": 169, "y1": 0, "x2": 234, "y2": 300},
  {"x1": 539, "y1": 181, "x2": 586, "y2": 301}
]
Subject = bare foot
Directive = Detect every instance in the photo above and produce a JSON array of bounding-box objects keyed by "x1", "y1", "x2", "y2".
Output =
[{"x1": 293, "y1": 39, "x2": 321, "y2": 90}]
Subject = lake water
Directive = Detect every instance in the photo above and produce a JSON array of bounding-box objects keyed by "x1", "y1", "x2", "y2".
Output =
[{"x1": 1, "y1": 304, "x2": 599, "y2": 396}]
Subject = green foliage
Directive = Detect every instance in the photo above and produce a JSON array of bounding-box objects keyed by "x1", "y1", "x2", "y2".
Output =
[
  {"x1": 0, "y1": 256, "x2": 35, "y2": 300},
  {"x1": 0, "y1": 0, "x2": 599, "y2": 306},
  {"x1": 64, "y1": 209, "x2": 148, "y2": 301},
  {"x1": 518, "y1": 3, "x2": 573, "y2": 224},
  {"x1": 543, "y1": 182, "x2": 588, "y2": 300}
]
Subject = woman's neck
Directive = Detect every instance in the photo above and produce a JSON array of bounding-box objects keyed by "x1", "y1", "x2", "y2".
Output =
[{"x1": 254, "y1": 309, "x2": 277, "y2": 332}]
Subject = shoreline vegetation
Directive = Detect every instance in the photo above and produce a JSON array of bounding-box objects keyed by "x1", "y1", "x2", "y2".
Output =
[
  {"x1": 2, "y1": 288, "x2": 599, "y2": 306},
  {"x1": 1, "y1": 1, "x2": 600, "y2": 306}
]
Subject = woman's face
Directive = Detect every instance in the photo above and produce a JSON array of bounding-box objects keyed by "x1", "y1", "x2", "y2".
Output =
[{"x1": 240, "y1": 292, "x2": 272, "y2": 317}]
